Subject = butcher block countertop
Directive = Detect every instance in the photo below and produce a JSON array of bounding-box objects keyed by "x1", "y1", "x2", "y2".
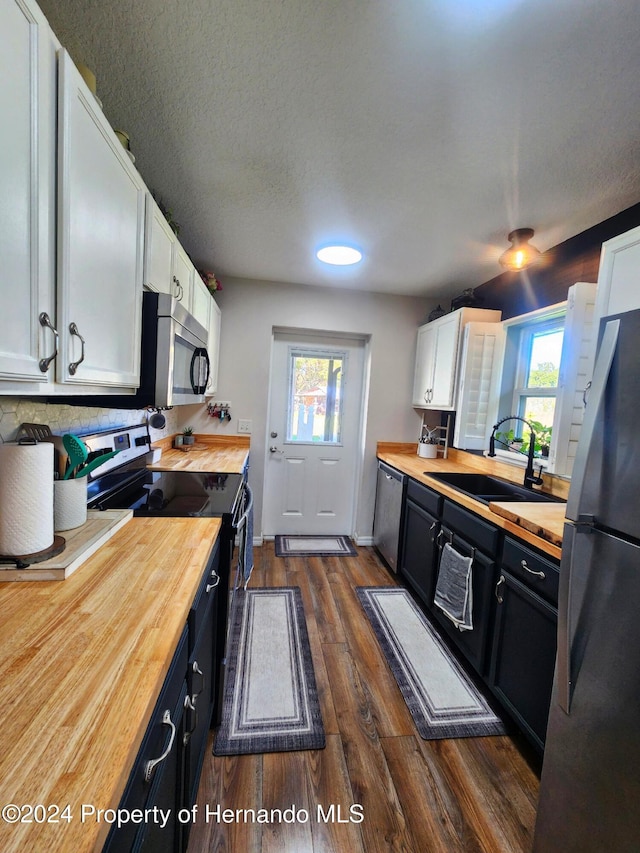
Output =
[
  {"x1": 377, "y1": 443, "x2": 568, "y2": 560},
  {"x1": 0, "y1": 515, "x2": 221, "y2": 853},
  {"x1": 149, "y1": 434, "x2": 249, "y2": 473}
]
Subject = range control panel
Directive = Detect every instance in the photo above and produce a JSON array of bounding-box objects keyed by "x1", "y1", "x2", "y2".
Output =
[{"x1": 80, "y1": 424, "x2": 151, "y2": 478}]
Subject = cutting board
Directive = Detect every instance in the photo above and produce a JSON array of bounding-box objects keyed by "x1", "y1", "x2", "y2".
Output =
[
  {"x1": 488, "y1": 501, "x2": 567, "y2": 548},
  {"x1": 0, "y1": 509, "x2": 133, "y2": 581}
]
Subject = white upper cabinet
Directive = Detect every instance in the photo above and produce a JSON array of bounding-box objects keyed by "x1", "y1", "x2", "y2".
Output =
[
  {"x1": 205, "y1": 296, "x2": 221, "y2": 395},
  {"x1": 143, "y1": 195, "x2": 175, "y2": 296},
  {"x1": 57, "y1": 49, "x2": 145, "y2": 388},
  {"x1": 173, "y1": 242, "x2": 194, "y2": 311},
  {"x1": 191, "y1": 273, "x2": 212, "y2": 332},
  {"x1": 0, "y1": 0, "x2": 56, "y2": 385},
  {"x1": 412, "y1": 307, "x2": 501, "y2": 410},
  {"x1": 593, "y1": 224, "x2": 640, "y2": 325}
]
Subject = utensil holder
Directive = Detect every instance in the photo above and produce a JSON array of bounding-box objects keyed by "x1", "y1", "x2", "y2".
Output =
[{"x1": 54, "y1": 478, "x2": 87, "y2": 531}]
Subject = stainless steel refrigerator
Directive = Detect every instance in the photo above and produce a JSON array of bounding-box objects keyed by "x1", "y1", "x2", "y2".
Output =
[{"x1": 533, "y1": 308, "x2": 640, "y2": 852}]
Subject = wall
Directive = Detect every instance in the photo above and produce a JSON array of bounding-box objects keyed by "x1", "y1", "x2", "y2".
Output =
[
  {"x1": 0, "y1": 397, "x2": 177, "y2": 445},
  {"x1": 178, "y1": 278, "x2": 432, "y2": 542},
  {"x1": 474, "y1": 202, "x2": 640, "y2": 319}
]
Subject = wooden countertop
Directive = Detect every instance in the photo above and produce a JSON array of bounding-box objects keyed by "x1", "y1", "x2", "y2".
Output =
[
  {"x1": 377, "y1": 443, "x2": 567, "y2": 560},
  {"x1": 0, "y1": 516, "x2": 221, "y2": 853},
  {"x1": 149, "y1": 434, "x2": 249, "y2": 473}
]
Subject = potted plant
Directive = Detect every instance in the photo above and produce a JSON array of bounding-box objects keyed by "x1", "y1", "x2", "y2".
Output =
[
  {"x1": 526, "y1": 421, "x2": 553, "y2": 457},
  {"x1": 182, "y1": 426, "x2": 195, "y2": 446}
]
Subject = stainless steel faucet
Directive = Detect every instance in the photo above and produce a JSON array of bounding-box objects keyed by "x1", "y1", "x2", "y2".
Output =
[{"x1": 488, "y1": 415, "x2": 544, "y2": 490}]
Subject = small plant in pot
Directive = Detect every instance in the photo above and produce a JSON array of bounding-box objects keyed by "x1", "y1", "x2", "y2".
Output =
[{"x1": 182, "y1": 426, "x2": 195, "y2": 446}]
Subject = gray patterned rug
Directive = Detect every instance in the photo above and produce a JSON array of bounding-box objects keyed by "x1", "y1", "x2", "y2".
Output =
[
  {"x1": 213, "y1": 587, "x2": 325, "y2": 755},
  {"x1": 357, "y1": 586, "x2": 506, "y2": 740},
  {"x1": 274, "y1": 535, "x2": 357, "y2": 557}
]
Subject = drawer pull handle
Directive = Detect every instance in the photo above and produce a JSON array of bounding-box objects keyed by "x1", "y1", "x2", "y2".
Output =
[
  {"x1": 68, "y1": 322, "x2": 86, "y2": 375},
  {"x1": 495, "y1": 574, "x2": 505, "y2": 604},
  {"x1": 143, "y1": 709, "x2": 176, "y2": 782},
  {"x1": 521, "y1": 559, "x2": 545, "y2": 579},
  {"x1": 38, "y1": 312, "x2": 58, "y2": 372},
  {"x1": 183, "y1": 694, "x2": 198, "y2": 743},
  {"x1": 191, "y1": 660, "x2": 205, "y2": 700},
  {"x1": 206, "y1": 570, "x2": 220, "y2": 593}
]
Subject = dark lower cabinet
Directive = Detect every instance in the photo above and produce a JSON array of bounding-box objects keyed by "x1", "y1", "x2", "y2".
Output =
[
  {"x1": 393, "y1": 471, "x2": 563, "y2": 753},
  {"x1": 103, "y1": 629, "x2": 188, "y2": 853},
  {"x1": 182, "y1": 549, "x2": 219, "y2": 850},
  {"x1": 432, "y1": 525, "x2": 496, "y2": 676},
  {"x1": 489, "y1": 570, "x2": 557, "y2": 751},
  {"x1": 104, "y1": 540, "x2": 221, "y2": 853},
  {"x1": 400, "y1": 498, "x2": 440, "y2": 607}
]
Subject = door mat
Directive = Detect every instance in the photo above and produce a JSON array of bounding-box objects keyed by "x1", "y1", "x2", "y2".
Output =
[
  {"x1": 357, "y1": 586, "x2": 506, "y2": 740},
  {"x1": 214, "y1": 587, "x2": 325, "y2": 755},
  {"x1": 274, "y1": 535, "x2": 357, "y2": 557}
]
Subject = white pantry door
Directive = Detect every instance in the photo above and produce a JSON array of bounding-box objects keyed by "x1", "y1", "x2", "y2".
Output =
[{"x1": 263, "y1": 331, "x2": 366, "y2": 536}]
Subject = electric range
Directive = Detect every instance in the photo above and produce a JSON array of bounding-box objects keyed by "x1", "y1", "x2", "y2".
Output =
[{"x1": 82, "y1": 424, "x2": 246, "y2": 726}]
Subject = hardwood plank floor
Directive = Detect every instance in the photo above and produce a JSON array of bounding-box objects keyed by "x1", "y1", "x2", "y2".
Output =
[{"x1": 187, "y1": 543, "x2": 539, "y2": 853}]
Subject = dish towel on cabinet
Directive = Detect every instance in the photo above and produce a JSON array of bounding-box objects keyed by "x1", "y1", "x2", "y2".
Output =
[
  {"x1": 434, "y1": 543, "x2": 474, "y2": 631},
  {"x1": 237, "y1": 483, "x2": 254, "y2": 587}
]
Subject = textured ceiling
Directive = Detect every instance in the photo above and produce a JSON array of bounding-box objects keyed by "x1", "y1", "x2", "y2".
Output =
[{"x1": 37, "y1": 0, "x2": 640, "y2": 297}]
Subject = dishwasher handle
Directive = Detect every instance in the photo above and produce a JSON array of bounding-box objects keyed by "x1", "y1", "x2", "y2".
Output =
[{"x1": 377, "y1": 461, "x2": 406, "y2": 484}]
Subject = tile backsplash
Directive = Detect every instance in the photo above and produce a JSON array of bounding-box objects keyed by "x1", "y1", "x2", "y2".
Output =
[{"x1": 0, "y1": 397, "x2": 177, "y2": 443}]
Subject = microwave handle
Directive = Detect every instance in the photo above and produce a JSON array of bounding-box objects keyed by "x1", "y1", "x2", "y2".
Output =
[{"x1": 190, "y1": 347, "x2": 210, "y2": 395}]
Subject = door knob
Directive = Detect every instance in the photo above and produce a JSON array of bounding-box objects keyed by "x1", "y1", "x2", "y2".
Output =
[{"x1": 269, "y1": 446, "x2": 283, "y2": 454}]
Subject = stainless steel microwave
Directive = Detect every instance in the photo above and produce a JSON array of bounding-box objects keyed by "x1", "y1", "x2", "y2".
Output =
[{"x1": 141, "y1": 292, "x2": 210, "y2": 407}]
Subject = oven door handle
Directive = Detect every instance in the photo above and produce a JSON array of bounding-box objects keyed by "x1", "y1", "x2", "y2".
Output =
[{"x1": 190, "y1": 347, "x2": 210, "y2": 395}]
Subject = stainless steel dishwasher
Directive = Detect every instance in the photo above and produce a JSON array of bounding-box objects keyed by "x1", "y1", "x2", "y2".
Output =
[{"x1": 373, "y1": 461, "x2": 407, "y2": 573}]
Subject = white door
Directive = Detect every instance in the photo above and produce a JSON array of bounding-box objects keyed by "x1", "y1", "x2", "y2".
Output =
[{"x1": 263, "y1": 331, "x2": 366, "y2": 536}]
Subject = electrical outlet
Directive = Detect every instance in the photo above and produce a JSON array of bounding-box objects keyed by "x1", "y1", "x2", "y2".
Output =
[{"x1": 237, "y1": 419, "x2": 252, "y2": 434}]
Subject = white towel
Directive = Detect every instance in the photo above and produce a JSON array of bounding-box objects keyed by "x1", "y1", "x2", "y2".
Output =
[{"x1": 434, "y1": 543, "x2": 474, "y2": 632}]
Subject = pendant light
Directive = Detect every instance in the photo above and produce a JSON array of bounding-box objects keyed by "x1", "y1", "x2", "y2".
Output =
[{"x1": 499, "y1": 228, "x2": 541, "y2": 271}]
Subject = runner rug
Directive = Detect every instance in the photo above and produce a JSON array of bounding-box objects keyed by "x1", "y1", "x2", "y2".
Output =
[
  {"x1": 356, "y1": 586, "x2": 506, "y2": 740},
  {"x1": 214, "y1": 587, "x2": 325, "y2": 755},
  {"x1": 275, "y1": 535, "x2": 357, "y2": 557}
]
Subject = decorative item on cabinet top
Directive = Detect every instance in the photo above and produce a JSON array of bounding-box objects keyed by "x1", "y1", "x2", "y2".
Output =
[
  {"x1": 199, "y1": 270, "x2": 223, "y2": 293},
  {"x1": 151, "y1": 190, "x2": 180, "y2": 235},
  {"x1": 450, "y1": 287, "x2": 483, "y2": 311},
  {"x1": 427, "y1": 304, "x2": 447, "y2": 322}
]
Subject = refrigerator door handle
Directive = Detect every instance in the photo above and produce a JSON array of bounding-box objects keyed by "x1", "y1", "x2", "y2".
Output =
[
  {"x1": 557, "y1": 522, "x2": 575, "y2": 713},
  {"x1": 566, "y1": 318, "x2": 619, "y2": 522}
]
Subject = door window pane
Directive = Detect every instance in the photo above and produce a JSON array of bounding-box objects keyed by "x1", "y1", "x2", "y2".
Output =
[{"x1": 286, "y1": 349, "x2": 345, "y2": 444}]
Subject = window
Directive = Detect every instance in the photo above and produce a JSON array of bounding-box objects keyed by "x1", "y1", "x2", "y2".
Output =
[
  {"x1": 496, "y1": 304, "x2": 567, "y2": 463},
  {"x1": 285, "y1": 348, "x2": 346, "y2": 444},
  {"x1": 512, "y1": 317, "x2": 564, "y2": 450}
]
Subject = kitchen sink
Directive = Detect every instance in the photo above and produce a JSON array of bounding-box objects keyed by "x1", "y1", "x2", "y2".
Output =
[{"x1": 425, "y1": 472, "x2": 565, "y2": 505}]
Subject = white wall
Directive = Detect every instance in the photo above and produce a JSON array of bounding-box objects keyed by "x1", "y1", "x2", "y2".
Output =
[{"x1": 178, "y1": 277, "x2": 433, "y2": 541}]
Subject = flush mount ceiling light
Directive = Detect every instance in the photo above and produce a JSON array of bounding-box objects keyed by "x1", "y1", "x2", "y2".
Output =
[
  {"x1": 316, "y1": 245, "x2": 363, "y2": 266},
  {"x1": 499, "y1": 228, "x2": 542, "y2": 271}
]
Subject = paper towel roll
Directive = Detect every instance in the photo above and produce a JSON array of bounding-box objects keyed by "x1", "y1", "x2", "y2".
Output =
[{"x1": 0, "y1": 441, "x2": 54, "y2": 555}]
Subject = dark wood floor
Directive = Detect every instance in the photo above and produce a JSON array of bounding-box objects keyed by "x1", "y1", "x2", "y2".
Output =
[{"x1": 188, "y1": 543, "x2": 539, "y2": 853}]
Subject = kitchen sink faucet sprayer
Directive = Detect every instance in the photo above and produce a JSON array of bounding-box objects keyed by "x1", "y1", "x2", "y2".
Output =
[{"x1": 488, "y1": 416, "x2": 544, "y2": 490}]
